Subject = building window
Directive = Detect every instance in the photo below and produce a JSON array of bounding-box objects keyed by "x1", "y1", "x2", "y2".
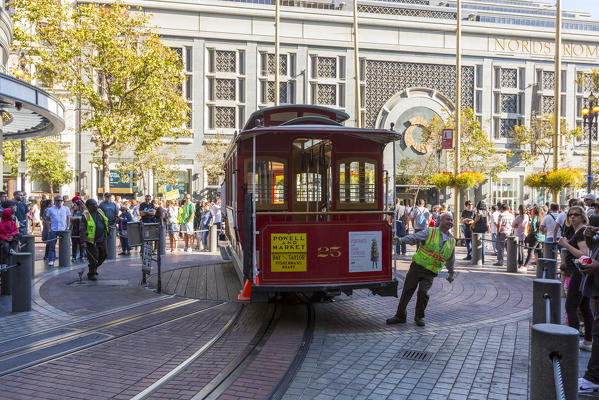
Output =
[
  {"x1": 258, "y1": 52, "x2": 296, "y2": 106},
  {"x1": 206, "y1": 48, "x2": 246, "y2": 130}
]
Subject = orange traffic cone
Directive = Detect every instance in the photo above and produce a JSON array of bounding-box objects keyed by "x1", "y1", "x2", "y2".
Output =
[{"x1": 237, "y1": 279, "x2": 252, "y2": 301}]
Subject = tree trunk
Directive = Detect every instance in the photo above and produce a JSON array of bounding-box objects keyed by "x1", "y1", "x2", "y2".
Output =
[
  {"x1": 542, "y1": 188, "x2": 548, "y2": 204},
  {"x1": 102, "y1": 148, "x2": 110, "y2": 195},
  {"x1": 49, "y1": 183, "x2": 54, "y2": 197},
  {"x1": 140, "y1": 169, "x2": 147, "y2": 196}
]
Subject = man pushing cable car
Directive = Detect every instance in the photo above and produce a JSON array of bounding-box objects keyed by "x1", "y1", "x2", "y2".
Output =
[{"x1": 387, "y1": 213, "x2": 455, "y2": 327}]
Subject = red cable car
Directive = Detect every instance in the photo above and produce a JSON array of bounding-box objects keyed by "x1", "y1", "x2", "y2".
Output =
[{"x1": 223, "y1": 105, "x2": 399, "y2": 301}]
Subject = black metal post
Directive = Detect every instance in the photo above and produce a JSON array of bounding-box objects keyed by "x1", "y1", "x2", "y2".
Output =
[{"x1": 20, "y1": 140, "x2": 25, "y2": 192}]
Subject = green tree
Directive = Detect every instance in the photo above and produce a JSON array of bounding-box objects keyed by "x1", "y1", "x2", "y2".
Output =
[
  {"x1": 397, "y1": 152, "x2": 440, "y2": 204},
  {"x1": 426, "y1": 108, "x2": 506, "y2": 179},
  {"x1": 198, "y1": 134, "x2": 231, "y2": 186},
  {"x1": 116, "y1": 144, "x2": 182, "y2": 196},
  {"x1": 509, "y1": 113, "x2": 581, "y2": 172},
  {"x1": 12, "y1": 0, "x2": 190, "y2": 191},
  {"x1": 26, "y1": 138, "x2": 73, "y2": 195},
  {"x1": 2, "y1": 141, "x2": 21, "y2": 179}
]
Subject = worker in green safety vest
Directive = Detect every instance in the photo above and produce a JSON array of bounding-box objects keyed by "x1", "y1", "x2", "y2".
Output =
[
  {"x1": 79, "y1": 199, "x2": 109, "y2": 281},
  {"x1": 387, "y1": 213, "x2": 456, "y2": 327}
]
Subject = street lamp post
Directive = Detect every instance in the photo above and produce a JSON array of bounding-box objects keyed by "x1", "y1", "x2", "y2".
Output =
[{"x1": 582, "y1": 93, "x2": 599, "y2": 194}]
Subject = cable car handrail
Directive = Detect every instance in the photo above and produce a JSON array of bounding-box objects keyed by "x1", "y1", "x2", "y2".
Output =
[{"x1": 255, "y1": 211, "x2": 394, "y2": 215}]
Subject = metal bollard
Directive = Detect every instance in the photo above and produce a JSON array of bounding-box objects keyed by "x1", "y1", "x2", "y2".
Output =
[
  {"x1": 506, "y1": 236, "x2": 517, "y2": 273},
  {"x1": 0, "y1": 266, "x2": 9, "y2": 295},
  {"x1": 9, "y1": 252, "x2": 33, "y2": 312},
  {"x1": 107, "y1": 225, "x2": 117, "y2": 260},
  {"x1": 536, "y1": 258, "x2": 558, "y2": 280},
  {"x1": 58, "y1": 230, "x2": 71, "y2": 268},
  {"x1": 209, "y1": 225, "x2": 218, "y2": 253},
  {"x1": 472, "y1": 233, "x2": 482, "y2": 266},
  {"x1": 543, "y1": 241, "x2": 556, "y2": 259},
  {"x1": 530, "y1": 323, "x2": 578, "y2": 400},
  {"x1": 20, "y1": 235, "x2": 35, "y2": 277},
  {"x1": 159, "y1": 225, "x2": 166, "y2": 256},
  {"x1": 532, "y1": 279, "x2": 561, "y2": 325}
]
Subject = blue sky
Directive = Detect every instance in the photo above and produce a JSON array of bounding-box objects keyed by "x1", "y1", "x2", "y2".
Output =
[{"x1": 563, "y1": 0, "x2": 599, "y2": 19}]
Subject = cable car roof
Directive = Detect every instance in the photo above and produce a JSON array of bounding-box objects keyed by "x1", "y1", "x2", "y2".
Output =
[
  {"x1": 236, "y1": 124, "x2": 401, "y2": 145},
  {"x1": 243, "y1": 104, "x2": 350, "y2": 130}
]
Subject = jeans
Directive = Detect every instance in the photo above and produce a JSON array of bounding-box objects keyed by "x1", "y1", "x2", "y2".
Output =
[
  {"x1": 517, "y1": 239, "x2": 525, "y2": 266},
  {"x1": 119, "y1": 231, "x2": 130, "y2": 252},
  {"x1": 478, "y1": 232, "x2": 487, "y2": 263},
  {"x1": 524, "y1": 241, "x2": 542, "y2": 266},
  {"x1": 395, "y1": 220, "x2": 407, "y2": 254},
  {"x1": 47, "y1": 231, "x2": 58, "y2": 262},
  {"x1": 42, "y1": 225, "x2": 49, "y2": 259},
  {"x1": 496, "y1": 232, "x2": 507, "y2": 263},
  {"x1": 201, "y1": 224, "x2": 210, "y2": 247},
  {"x1": 565, "y1": 270, "x2": 593, "y2": 342},
  {"x1": 463, "y1": 229, "x2": 472, "y2": 258},
  {"x1": 491, "y1": 232, "x2": 497, "y2": 254}
]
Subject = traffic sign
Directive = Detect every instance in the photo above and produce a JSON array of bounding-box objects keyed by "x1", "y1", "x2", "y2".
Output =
[{"x1": 442, "y1": 129, "x2": 453, "y2": 149}]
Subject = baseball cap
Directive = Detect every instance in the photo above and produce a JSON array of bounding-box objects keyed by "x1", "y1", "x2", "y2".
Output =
[
  {"x1": 584, "y1": 193, "x2": 596, "y2": 201},
  {"x1": 104, "y1": 192, "x2": 112, "y2": 197}
]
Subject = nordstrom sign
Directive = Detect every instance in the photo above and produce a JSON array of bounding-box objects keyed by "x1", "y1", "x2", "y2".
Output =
[{"x1": 492, "y1": 38, "x2": 599, "y2": 58}]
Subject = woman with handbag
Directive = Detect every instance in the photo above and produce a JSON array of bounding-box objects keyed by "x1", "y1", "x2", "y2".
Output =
[
  {"x1": 472, "y1": 201, "x2": 489, "y2": 263},
  {"x1": 523, "y1": 205, "x2": 544, "y2": 270}
]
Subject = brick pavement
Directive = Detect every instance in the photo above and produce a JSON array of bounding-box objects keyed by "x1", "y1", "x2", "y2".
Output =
[
  {"x1": 283, "y1": 245, "x2": 536, "y2": 400},
  {"x1": 3, "y1": 241, "x2": 599, "y2": 399}
]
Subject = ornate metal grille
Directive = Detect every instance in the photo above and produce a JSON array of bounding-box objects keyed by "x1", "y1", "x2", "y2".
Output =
[
  {"x1": 578, "y1": 73, "x2": 598, "y2": 92},
  {"x1": 317, "y1": 57, "x2": 337, "y2": 79},
  {"x1": 357, "y1": 4, "x2": 455, "y2": 19},
  {"x1": 501, "y1": 94, "x2": 517, "y2": 114},
  {"x1": 215, "y1": 50, "x2": 236, "y2": 73},
  {"x1": 500, "y1": 69, "x2": 517, "y2": 89},
  {"x1": 267, "y1": 54, "x2": 288, "y2": 76},
  {"x1": 499, "y1": 119, "x2": 518, "y2": 138},
  {"x1": 215, "y1": 79, "x2": 236, "y2": 101},
  {"x1": 542, "y1": 96, "x2": 554, "y2": 114},
  {"x1": 214, "y1": 106, "x2": 236, "y2": 128},
  {"x1": 316, "y1": 84, "x2": 336, "y2": 105},
  {"x1": 542, "y1": 71, "x2": 555, "y2": 91},
  {"x1": 264, "y1": 81, "x2": 289, "y2": 103},
  {"x1": 364, "y1": 61, "x2": 474, "y2": 128}
]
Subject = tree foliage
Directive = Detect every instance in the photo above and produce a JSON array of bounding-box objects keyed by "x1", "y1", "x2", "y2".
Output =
[
  {"x1": 26, "y1": 138, "x2": 73, "y2": 195},
  {"x1": 199, "y1": 134, "x2": 231, "y2": 186},
  {"x1": 397, "y1": 152, "x2": 440, "y2": 204},
  {"x1": 12, "y1": 0, "x2": 190, "y2": 190},
  {"x1": 426, "y1": 108, "x2": 505, "y2": 179},
  {"x1": 509, "y1": 113, "x2": 581, "y2": 171}
]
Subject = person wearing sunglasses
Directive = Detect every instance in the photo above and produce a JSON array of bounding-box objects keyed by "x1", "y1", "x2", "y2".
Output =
[{"x1": 558, "y1": 205, "x2": 592, "y2": 351}]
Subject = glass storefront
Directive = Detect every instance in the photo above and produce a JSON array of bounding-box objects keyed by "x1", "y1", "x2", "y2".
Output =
[{"x1": 490, "y1": 177, "x2": 521, "y2": 209}]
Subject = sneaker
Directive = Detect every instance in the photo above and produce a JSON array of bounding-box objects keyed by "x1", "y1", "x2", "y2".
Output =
[
  {"x1": 386, "y1": 315, "x2": 406, "y2": 325},
  {"x1": 579, "y1": 377, "x2": 599, "y2": 392},
  {"x1": 462, "y1": 256, "x2": 472, "y2": 260},
  {"x1": 493, "y1": 262, "x2": 503, "y2": 266},
  {"x1": 8, "y1": 249, "x2": 17, "y2": 255},
  {"x1": 517, "y1": 266, "x2": 528, "y2": 273},
  {"x1": 47, "y1": 261, "x2": 54, "y2": 266},
  {"x1": 414, "y1": 317, "x2": 425, "y2": 327},
  {"x1": 581, "y1": 341, "x2": 593, "y2": 351},
  {"x1": 87, "y1": 274, "x2": 97, "y2": 281}
]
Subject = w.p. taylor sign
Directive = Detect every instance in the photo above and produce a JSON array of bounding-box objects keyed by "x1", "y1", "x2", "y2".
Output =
[{"x1": 491, "y1": 37, "x2": 599, "y2": 58}]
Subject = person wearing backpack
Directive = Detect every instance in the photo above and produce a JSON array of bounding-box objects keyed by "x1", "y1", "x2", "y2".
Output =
[
  {"x1": 394, "y1": 198, "x2": 407, "y2": 256},
  {"x1": 472, "y1": 201, "x2": 489, "y2": 263},
  {"x1": 411, "y1": 199, "x2": 430, "y2": 234}
]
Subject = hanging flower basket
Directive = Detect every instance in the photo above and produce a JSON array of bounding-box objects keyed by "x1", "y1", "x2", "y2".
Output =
[
  {"x1": 454, "y1": 171, "x2": 485, "y2": 189},
  {"x1": 524, "y1": 172, "x2": 547, "y2": 188},
  {"x1": 544, "y1": 168, "x2": 584, "y2": 193},
  {"x1": 429, "y1": 172, "x2": 454, "y2": 189}
]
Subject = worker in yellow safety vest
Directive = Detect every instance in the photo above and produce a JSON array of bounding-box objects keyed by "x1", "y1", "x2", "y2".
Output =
[
  {"x1": 387, "y1": 213, "x2": 456, "y2": 327},
  {"x1": 79, "y1": 199, "x2": 109, "y2": 281}
]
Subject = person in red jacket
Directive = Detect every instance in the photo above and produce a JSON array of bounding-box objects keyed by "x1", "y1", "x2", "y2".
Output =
[{"x1": 0, "y1": 208, "x2": 20, "y2": 267}]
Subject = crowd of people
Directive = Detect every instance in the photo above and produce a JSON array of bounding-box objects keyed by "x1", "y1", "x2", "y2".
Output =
[
  {"x1": 391, "y1": 193, "x2": 599, "y2": 393},
  {"x1": 0, "y1": 190, "x2": 223, "y2": 274}
]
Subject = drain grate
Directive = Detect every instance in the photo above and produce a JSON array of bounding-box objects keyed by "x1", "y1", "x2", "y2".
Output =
[{"x1": 395, "y1": 350, "x2": 433, "y2": 362}]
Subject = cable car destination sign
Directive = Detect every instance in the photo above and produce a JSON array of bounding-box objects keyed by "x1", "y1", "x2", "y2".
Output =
[{"x1": 271, "y1": 233, "x2": 307, "y2": 272}]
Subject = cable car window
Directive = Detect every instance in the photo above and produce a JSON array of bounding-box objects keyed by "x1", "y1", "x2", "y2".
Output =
[
  {"x1": 338, "y1": 159, "x2": 376, "y2": 208},
  {"x1": 291, "y1": 138, "x2": 332, "y2": 213},
  {"x1": 296, "y1": 172, "x2": 321, "y2": 202},
  {"x1": 245, "y1": 159, "x2": 287, "y2": 210}
]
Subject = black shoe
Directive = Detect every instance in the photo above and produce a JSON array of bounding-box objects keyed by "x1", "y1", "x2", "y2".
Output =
[
  {"x1": 463, "y1": 256, "x2": 472, "y2": 260},
  {"x1": 415, "y1": 318, "x2": 425, "y2": 327},
  {"x1": 118, "y1": 252, "x2": 127, "y2": 256},
  {"x1": 386, "y1": 315, "x2": 407, "y2": 325},
  {"x1": 87, "y1": 274, "x2": 97, "y2": 281}
]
